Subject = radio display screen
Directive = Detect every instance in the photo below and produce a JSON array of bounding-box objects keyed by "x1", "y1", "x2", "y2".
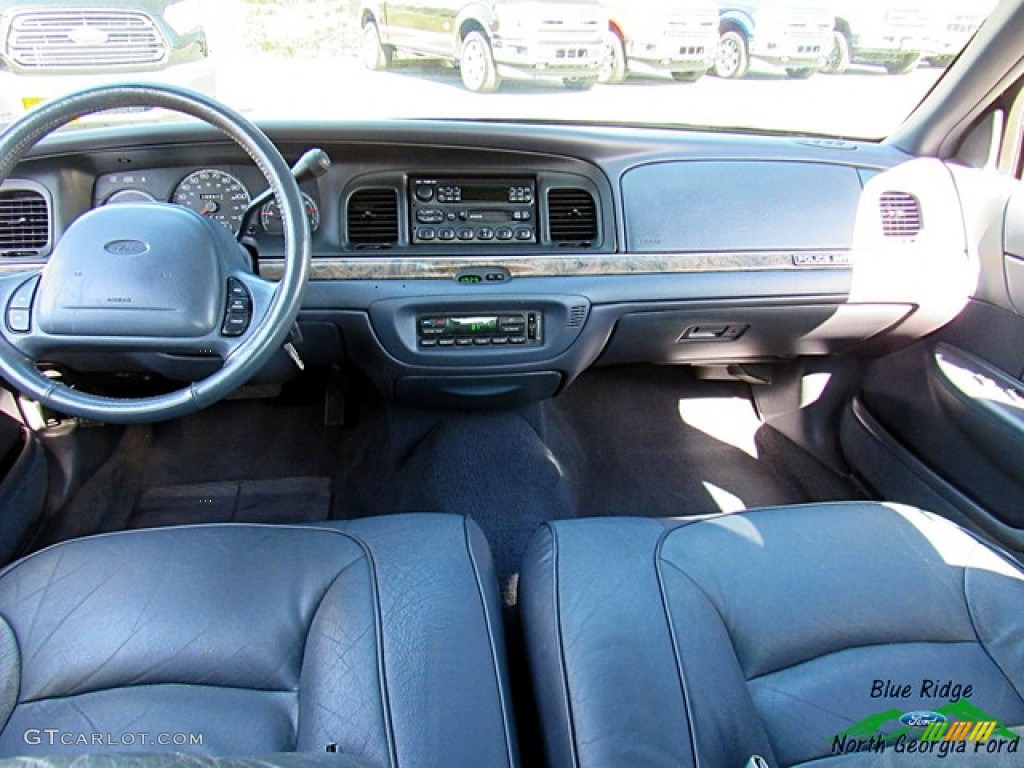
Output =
[{"x1": 460, "y1": 186, "x2": 513, "y2": 203}]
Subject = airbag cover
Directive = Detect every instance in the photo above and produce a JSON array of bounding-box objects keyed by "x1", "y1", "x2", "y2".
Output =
[{"x1": 37, "y1": 203, "x2": 222, "y2": 337}]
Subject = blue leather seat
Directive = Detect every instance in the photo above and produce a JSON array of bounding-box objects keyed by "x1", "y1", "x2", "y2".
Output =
[
  {"x1": 0, "y1": 514, "x2": 517, "y2": 768},
  {"x1": 521, "y1": 502, "x2": 1024, "y2": 768}
]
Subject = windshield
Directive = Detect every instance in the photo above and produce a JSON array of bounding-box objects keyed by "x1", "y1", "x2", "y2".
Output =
[{"x1": 0, "y1": 0, "x2": 999, "y2": 139}]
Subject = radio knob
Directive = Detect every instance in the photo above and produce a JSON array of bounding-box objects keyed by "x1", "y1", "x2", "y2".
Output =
[{"x1": 415, "y1": 184, "x2": 434, "y2": 202}]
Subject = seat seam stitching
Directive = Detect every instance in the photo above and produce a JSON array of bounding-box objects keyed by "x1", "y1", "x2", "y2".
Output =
[
  {"x1": 655, "y1": 536, "x2": 706, "y2": 768},
  {"x1": 460, "y1": 516, "x2": 515, "y2": 768},
  {"x1": 962, "y1": 561, "x2": 1024, "y2": 708}
]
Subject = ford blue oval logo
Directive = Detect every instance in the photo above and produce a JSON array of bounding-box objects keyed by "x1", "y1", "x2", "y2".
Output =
[
  {"x1": 104, "y1": 240, "x2": 149, "y2": 256},
  {"x1": 900, "y1": 711, "x2": 948, "y2": 728}
]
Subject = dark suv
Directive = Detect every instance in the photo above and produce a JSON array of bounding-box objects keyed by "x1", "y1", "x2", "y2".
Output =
[{"x1": 0, "y1": 0, "x2": 213, "y2": 119}]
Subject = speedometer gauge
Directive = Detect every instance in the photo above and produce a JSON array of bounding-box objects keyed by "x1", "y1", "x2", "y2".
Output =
[{"x1": 172, "y1": 170, "x2": 250, "y2": 233}]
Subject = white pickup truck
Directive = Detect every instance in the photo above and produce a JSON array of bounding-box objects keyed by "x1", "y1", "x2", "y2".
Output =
[
  {"x1": 359, "y1": 0, "x2": 607, "y2": 92},
  {"x1": 599, "y1": 0, "x2": 719, "y2": 84}
]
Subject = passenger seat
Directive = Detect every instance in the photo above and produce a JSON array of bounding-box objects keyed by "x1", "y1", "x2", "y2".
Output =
[{"x1": 521, "y1": 502, "x2": 1024, "y2": 767}]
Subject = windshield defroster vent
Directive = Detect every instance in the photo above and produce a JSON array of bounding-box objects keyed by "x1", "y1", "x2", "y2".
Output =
[
  {"x1": 548, "y1": 188, "x2": 597, "y2": 245},
  {"x1": 347, "y1": 188, "x2": 399, "y2": 247},
  {"x1": 0, "y1": 188, "x2": 50, "y2": 257},
  {"x1": 879, "y1": 191, "x2": 922, "y2": 238}
]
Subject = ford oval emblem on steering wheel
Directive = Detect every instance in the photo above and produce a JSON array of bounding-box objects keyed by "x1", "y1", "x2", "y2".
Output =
[{"x1": 104, "y1": 239, "x2": 150, "y2": 256}]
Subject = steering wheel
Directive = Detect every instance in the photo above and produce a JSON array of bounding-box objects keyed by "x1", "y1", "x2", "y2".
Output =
[{"x1": 0, "y1": 84, "x2": 311, "y2": 423}]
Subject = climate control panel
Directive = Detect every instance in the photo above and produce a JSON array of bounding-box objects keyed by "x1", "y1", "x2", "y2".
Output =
[{"x1": 416, "y1": 311, "x2": 542, "y2": 349}]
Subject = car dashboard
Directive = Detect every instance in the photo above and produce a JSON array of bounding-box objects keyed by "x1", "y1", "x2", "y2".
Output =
[{"x1": 0, "y1": 119, "x2": 976, "y2": 408}]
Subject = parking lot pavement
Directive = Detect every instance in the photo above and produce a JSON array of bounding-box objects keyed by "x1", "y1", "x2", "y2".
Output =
[{"x1": 216, "y1": 54, "x2": 944, "y2": 139}]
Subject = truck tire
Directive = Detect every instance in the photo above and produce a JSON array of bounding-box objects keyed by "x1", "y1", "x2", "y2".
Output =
[
  {"x1": 361, "y1": 21, "x2": 392, "y2": 71},
  {"x1": 599, "y1": 31, "x2": 627, "y2": 84},
  {"x1": 824, "y1": 30, "x2": 850, "y2": 74},
  {"x1": 460, "y1": 30, "x2": 500, "y2": 92},
  {"x1": 884, "y1": 54, "x2": 920, "y2": 74},
  {"x1": 714, "y1": 30, "x2": 749, "y2": 79},
  {"x1": 563, "y1": 76, "x2": 598, "y2": 90}
]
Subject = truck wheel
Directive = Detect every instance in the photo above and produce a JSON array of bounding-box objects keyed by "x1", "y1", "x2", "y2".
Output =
[
  {"x1": 361, "y1": 21, "x2": 392, "y2": 71},
  {"x1": 785, "y1": 67, "x2": 817, "y2": 79},
  {"x1": 884, "y1": 54, "x2": 920, "y2": 74},
  {"x1": 460, "y1": 30, "x2": 500, "y2": 92},
  {"x1": 824, "y1": 30, "x2": 850, "y2": 74},
  {"x1": 671, "y1": 70, "x2": 704, "y2": 82},
  {"x1": 563, "y1": 76, "x2": 598, "y2": 90},
  {"x1": 599, "y1": 32, "x2": 627, "y2": 84},
  {"x1": 714, "y1": 30, "x2": 749, "y2": 79}
]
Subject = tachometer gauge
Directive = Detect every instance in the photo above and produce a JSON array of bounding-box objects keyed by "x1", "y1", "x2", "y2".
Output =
[
  {"x1": 260, "y1": 193, "x2": 320, "y2": 235},
  {"x1": 172, "y1": 169, "x2": 250, "y2": 233}
]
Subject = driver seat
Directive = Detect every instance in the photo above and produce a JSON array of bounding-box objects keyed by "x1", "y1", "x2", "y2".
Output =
[{"x1": 0, "y1": 515, "x2": 517, "y2": 768}]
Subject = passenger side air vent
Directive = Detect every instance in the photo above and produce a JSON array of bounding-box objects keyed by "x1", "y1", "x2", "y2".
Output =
[
  {"x1": 347, "y1": 188, "x2": 398, "y2": 247},
  {"x1": 0, "y1": 188, "x2": 49, "y2": 257},
  {"x1": 548, "y1": 188, "x2": 597, "y2": 245},
  {"x1": 879, "y1": 191, "x2": 922, "y2": 237}
]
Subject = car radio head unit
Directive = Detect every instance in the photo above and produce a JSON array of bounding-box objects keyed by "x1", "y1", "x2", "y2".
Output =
[{"x1": 410, "y1": 177, "x2": 536, "y2": 244}]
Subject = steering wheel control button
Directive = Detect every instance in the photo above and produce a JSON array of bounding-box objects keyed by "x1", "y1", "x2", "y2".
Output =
[
  {"x1": 6, "y1": 309, "x2": 30, "y2": 333},
  {"x1": 6, "y1": 276, "x2": 40, "y2": 333},
  {"x1": 221, "y1": 278, "x2": 252, "y2": 337}
]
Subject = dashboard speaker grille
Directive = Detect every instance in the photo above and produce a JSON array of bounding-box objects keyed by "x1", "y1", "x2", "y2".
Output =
[
  {"x1": 879, "y1": 191, "x2": 922, "y2": 237},
  {"x1": 0, "y1": 188, "x2": 49, "y2": 256},
  {"x1": 548, "y1": 188, "x2": 597, "y2": 244},
  {"x1": 568, "y1": 304, "x2": 588, "y2": 327},
  {"x1": 347, "y1": 188, "x2": 399, "y2": 247}
]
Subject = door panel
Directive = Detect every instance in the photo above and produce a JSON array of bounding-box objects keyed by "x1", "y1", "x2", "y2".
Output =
[{"x1": 851, "y1": 172, "x2": 1024, "y2": 550}]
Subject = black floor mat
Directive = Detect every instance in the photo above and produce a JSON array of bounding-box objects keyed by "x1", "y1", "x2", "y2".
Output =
[
  {"x1": 131, "y1": 476, "x2": 331, "y2": 528},
  {"x1": 33, "y1": 366, "x2": 863, "y2": 584}
]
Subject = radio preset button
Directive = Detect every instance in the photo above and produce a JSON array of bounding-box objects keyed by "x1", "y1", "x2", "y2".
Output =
[
  {"x1": 438, "y1": 337, "x2": 456, "y2": 347},
  {"x1": 438, "y1": 228, "x2": 456, "y2": 241},
  {"x1": 515, "y1": 228, "x2": 533, "y2": 241},
  {"x1": 491, "y1": 337, "x2": 509, "y2": 345},
  {"x1": 477, "y1": 227, "x2": 495, "y2": 240},
  {"x1": 457, "y1": 228, "x2": 474, "y2": 240},
  {"x1": 419, "y1": 338, "x2": 439, "y2": 347},
  {"x1": 456, "y1": 338, "x2": 473, "y2": 346},
  {"x1": 496, "y1": 227, "x2": 514, "y2": 240},
  {"x1": 473, "y1": 338, "x2": 491, "y2": 346},
  {"x1": 416, "y1": 227, "x2": 436, "y2": 241},
  {"x1": 509, "y1": 336, "x2": 527, "y2": 345}
]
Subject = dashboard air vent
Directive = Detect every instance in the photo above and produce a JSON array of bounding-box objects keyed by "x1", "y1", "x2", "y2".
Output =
[
  {"x1": 0, "y1": 188, "x2": 49, "y2": 256},
  {"x1": 347, "y1": 188, "x2": 398, "y2": 247},
  {"x1": 879, "y1": 191, "x2": 922, "y2": 237},
  {"x1": 548, "y1": 188, "x2": 597, "y2": 244}
]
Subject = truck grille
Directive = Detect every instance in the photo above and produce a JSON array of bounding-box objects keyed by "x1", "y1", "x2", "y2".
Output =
[
  {"x1": 6, "y1": 10, "x2": 168, "y2": 69},
  {"x1": 885, "y1": 9, "x2": 929, "y2": 29},
  {"x1": 664, "y1": 10, "x2": 717, "y2": 34},
  {"x1": 537, "y1": 14, "x2": 603, "y2": 42}
]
